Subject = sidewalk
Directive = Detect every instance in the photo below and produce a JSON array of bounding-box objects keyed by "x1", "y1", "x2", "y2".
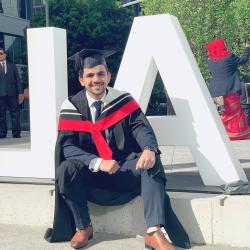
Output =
[{"x1": 0, "y1": 224, "x2": 249, "y2": 250}]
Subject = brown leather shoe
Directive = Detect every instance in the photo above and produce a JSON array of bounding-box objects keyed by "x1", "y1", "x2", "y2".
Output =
[
  {"x1": 144, "y1": 227, "x2": 175, "y2": 250},
  {"x1": 70, "y1": 225, "x2": 93, "y2": 249}
]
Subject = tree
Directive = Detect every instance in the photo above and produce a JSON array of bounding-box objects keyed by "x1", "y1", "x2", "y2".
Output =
[
  {"x1": 30, "y1": 0, "x2": 135, "y2": 95},
  {"x1": 141, "y1": 0, "x2": 250, "y2": 83},
  {"x1": 229, "y1": 0, "x2": 250, "y2": 79}
]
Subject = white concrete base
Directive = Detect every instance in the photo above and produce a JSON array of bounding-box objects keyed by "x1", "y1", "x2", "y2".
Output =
[{"x1": 1, "y1": 183, "x2": 250, "y2": 248}]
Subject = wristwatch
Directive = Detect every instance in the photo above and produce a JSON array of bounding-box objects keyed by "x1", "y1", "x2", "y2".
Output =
[{"x1": 143, "y1": 145, "x2": 158, "y2": 154}]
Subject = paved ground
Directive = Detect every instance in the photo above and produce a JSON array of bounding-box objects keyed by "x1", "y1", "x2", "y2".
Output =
[
  {"x1": 0, "y1": 131, "x2": 30, "y2": 149},
  {"x1": 0, "y1": 224, "x2": 249, "y2": 250},
  {"x1": 159, "y1": 139, "x2": 250, "y2": 172}
]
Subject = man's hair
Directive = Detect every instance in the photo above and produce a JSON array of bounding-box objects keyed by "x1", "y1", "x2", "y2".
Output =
[
  {"x1": 79, "y1": 68, "x2": 84, "y2": 77},
  {"x1": 78, "y1": 64, "x2": 109, "y2": 78},
  {"x1": 0, "y1": 47, "x2": 6, "y2": 53}
]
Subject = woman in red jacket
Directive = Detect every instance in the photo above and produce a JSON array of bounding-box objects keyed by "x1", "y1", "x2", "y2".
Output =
[{"x1": 207, "y1": 39, "x2": 250, "y2": 140}]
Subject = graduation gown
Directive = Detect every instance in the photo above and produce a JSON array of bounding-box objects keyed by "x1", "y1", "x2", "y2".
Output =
[{"x1": 44, "y1": 87, "x2": 190, "y2": 248}]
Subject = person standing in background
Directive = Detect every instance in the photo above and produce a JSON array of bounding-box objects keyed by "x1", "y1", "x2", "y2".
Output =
[
  {"x1": 0, "y1": 48, "x2": 23, "y2": 138},
  {"x1": 206, "y1": 39, "x2": 250, "y2": 140}
]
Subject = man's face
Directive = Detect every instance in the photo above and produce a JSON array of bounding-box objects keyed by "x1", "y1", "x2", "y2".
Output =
[
  {"x1": 79, "y1": 64, "x2": 111, "y2": 99},
  {"x1": 0, "y1": 50, "x2": 6, "y2": 62}
]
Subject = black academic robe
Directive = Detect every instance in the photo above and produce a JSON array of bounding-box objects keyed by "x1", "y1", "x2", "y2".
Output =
[{"x1": 44, "y1": 87, "x2": 190, "y2": 248}]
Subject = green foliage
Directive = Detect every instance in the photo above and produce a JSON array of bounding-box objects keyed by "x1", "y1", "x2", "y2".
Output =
[
  {"x1": 142, "y1": 0, "x2": 250, "y2": 83},
  {"x1": 30, "y1": 0, "x2": 135, "y2": 94},
  {"x1": 229, "y1": 0, "x2": 250, "y2": 77}
]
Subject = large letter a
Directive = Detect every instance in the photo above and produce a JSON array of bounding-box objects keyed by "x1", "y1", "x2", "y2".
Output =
[{"x1": 115, "y1": 14, "x2": 247, "y2": 186}]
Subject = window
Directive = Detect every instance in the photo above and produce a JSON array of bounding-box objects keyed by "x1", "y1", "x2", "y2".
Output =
[
  {"x1": 0, "y1": 0, "x2": 29, "y2": 19},
  {"x1": 0, "y1": 0, "x2": 3, "y2": 13},
  {"x1": 2, "y1": 35, "x2": 25, "y2": 64},
  {"x1": 33, "y1": 0, "x2": 44, "y2": 13}
]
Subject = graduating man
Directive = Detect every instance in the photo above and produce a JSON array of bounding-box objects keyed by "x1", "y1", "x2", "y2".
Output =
[{"x1": 45, "y1": 49, "x2": 190, "y2": 250}]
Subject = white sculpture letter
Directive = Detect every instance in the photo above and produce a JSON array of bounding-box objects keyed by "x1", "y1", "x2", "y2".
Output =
[
  {"x1": 0, "y1": 28, "x2": 67, "y2": 178},
  {"x1": 115, "y1": 14, "x2": 247, "y2": 186}
]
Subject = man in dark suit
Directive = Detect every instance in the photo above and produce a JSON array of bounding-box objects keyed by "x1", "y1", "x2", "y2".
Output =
[
  {"x1": 45, "y1": 49, "x2": 190, "y2": 250},
  {"x1": 0, "y1": 48, "x2": 23, "y2": 138}
]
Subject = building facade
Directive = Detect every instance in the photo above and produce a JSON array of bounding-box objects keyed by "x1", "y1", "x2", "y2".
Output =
[
  {"x1": 0, "y1": 0, "x2": 44, "y2": 130},
  {"x1": 0, "y1": 0, "x2": 44, "y2": 64}
]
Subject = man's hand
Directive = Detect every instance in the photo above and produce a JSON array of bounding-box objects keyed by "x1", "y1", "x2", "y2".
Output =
[
  {"x1": 99, "y1": 160, "x2": 119, "y2": 175},
  {"x1": 136, "y1": 149, "x2": 156, "y2": 170},
  {"x1": 18, "y1": 94, "x2": 24, "y2": 104}
]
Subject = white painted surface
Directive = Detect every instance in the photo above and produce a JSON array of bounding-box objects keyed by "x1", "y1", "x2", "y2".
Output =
[
  {"x1": 0, "y1": 28, "x2": 68, "y2": 178},
  {"x1": 115, "y1": 14, "x2": 247, "y2": 186}
]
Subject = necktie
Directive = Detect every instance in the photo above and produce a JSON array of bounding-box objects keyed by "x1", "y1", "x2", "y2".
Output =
[
  {"x1": 93, "y1": 101, "x2": 102, "y2": 122},
  {"x1": 0, "y1": 63, "x2": 4, "y2": 74}
]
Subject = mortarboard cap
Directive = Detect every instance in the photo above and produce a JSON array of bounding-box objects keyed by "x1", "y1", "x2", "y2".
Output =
[{"x1": 68, "y1": 49, "x2": 116, "y2": 71}]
